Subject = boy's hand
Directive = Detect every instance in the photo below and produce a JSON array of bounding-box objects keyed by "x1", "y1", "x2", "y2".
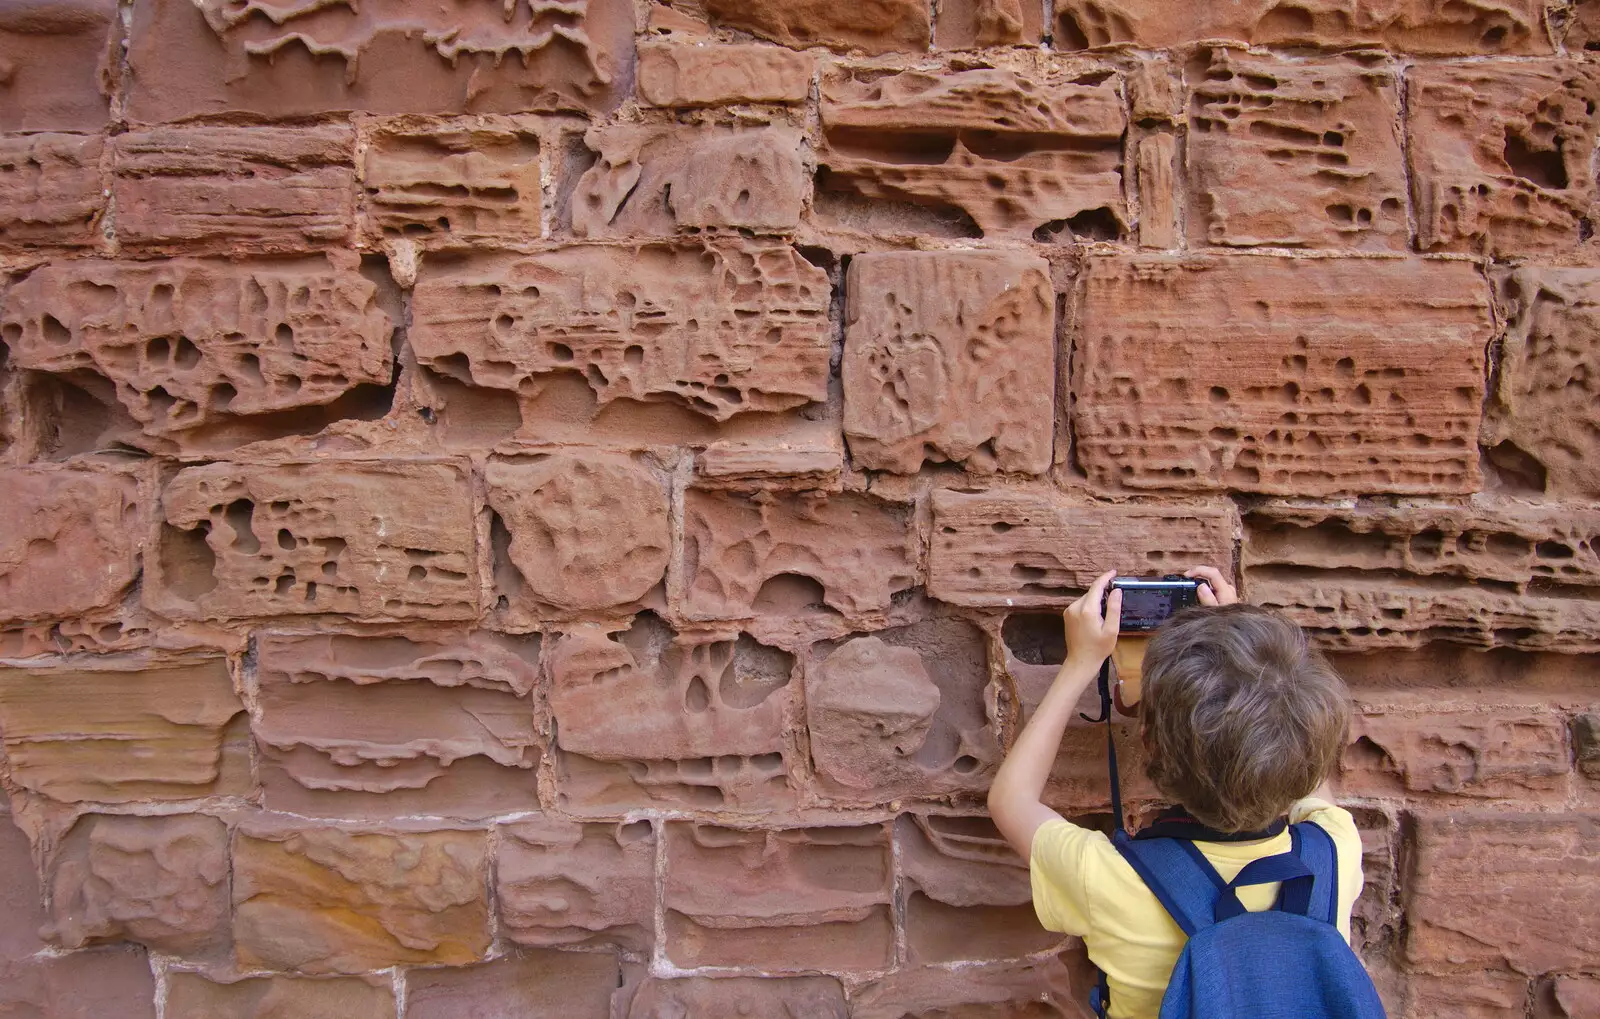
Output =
[
  {"x1": 1063, "y1": 570, "x2": 1121, "y2": 670},
  {"x1": 1185, "y1": 565, "x2": 1238, "y2": 606}
]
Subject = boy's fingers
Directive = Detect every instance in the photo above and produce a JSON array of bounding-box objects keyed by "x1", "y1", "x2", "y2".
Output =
[
  {"x1": 1197, "y1": 583, "x2": 1218, "y2": 606},
  {"x1": 1103, "y1": 589, "x2": 1123, "y2": 635},
  {"x1": 1084, "y1": 570, "x2": 1117, "y2": 617}
]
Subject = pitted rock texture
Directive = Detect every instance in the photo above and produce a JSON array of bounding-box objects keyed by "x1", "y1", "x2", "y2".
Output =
[
  {"x1": 165, "y1": 973, "x2": 397, "y2": 1019},
  {"x1": 255, "y1": 632, "x2": 542, "y2": 817},
  {"x1": 636, "y1": 41, "x2": 814, "y2": 107},
  {"x1": 936, "y1": 0, "x2": 1045, "y2": 48},
  {"x1": 149, "y1": 461, "x2": 477, "y2": 620},
  {"x1": 1073, "y1": 255, "x2": 1491, "y2": 495},
  {"x1": 1409, "y1": 62, "x2": 1600, "y2": 257},
  {"x1": 699, "y1": 0, "x2": 930, "y2": 54},
  {"x1": 1187, "y1": 48, "x2": 1408, "y2": 251},
  {"x1": 233, "y1": 826, "x2": 491, "y2": 973},
  {"x1": 818, "y1": 64, "x2": 1126, "y2": 239},
  {"x1": 496, "y1": 816, "x2": 654, "y2": 950},
  {"x1": 361, "y1": 118, "x2": 542, "y2": 246},
  {"x1": 843, "y1": 251, "x2": 1055, "y2": 474},
  {"x1": 411, "y1": 244, "x2": 831, "y2": 421},
  {"x1": 0, "y1": 657, "x2": 249, "y2": 804},
  {"x1": 3, "y1": 257, "x2": 393, "y2": 445},
  {"x1": 0, "y1": 465, "x2": 141, "y2": 624},
  {"x1": 127, "y1": 0, "x2": 637, "y2": 121},
  {"x1": 1052, "y1": 0, "x2": 1550, "y2": 54},
  {"x1": 0, "y1": 0, "x2": 117, "y2": 131},
  {"x1": 0, "y1": 134, "x2": 106, "y2": 250}
]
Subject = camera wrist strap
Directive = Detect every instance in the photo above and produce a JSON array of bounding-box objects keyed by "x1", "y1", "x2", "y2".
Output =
[{"x1": 1079, "y1": 657, "x2": 1122, "y2": 1019}]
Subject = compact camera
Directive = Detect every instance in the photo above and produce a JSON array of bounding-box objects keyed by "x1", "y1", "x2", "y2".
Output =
[{"x1": 1103, "y1": 575, "x2": 1201, "y2": 632}]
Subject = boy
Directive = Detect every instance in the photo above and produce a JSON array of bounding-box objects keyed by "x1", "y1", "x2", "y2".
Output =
[{"x1": 988, "y1": 567, "x2": 1363, "y2": 1019}]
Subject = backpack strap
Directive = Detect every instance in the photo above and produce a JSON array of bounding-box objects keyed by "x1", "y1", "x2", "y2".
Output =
[
  {"x1": 1111, "y1": 831, "x2": 1221, "y2": 936},
  {"x1": 1289, "y1": 821, "x2": 1341, "y2": 926},
  {"x1": 1114, "y1": 828, "x2": 1334, "y2": 931}
]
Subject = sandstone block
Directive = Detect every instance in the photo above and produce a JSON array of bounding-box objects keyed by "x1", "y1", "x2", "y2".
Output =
[
  {"x1": 1187, "y1": 49, "x2": 1407, "y2": 251},
  {"x1": 361, "y1": 118, "x2": 541, "y2": 246},
  {"x1": 0, "y1": 466, "x2": 141, "y2": 624},
  {"x1": 233, "y1": 826, "x2": 490, "y2": 973},
  {"x1": 166, "y1": 973, "x2": 396, "y2": 1019},
  {"x1": 148, "y1": 461, "x2": 477, "y2": 621},
  {"x1": 1244, "y1": 501, "x2": 1600, "y2": 651},
  {"x1": 406, "y1": 950, "x2": 623, "y2": 1019},
  {"x1": 1073, "y1": 255, "x2": 1491, "y2": 495},
  {"x1": 572, "y1": 124, "x2": 807, "y2": 237},
  {"x1": 1406, "y1": 813, "x2": 1600, "y2": 975},
  {"x1": 485, "y1": 455, "x2": 670, "y2": 618},
  {"x1": 411, "y1": 243, "x2": 831, "y2": 422},
  {"x1": 679, "y1": 489, "x2": 917, "y2": 621},
  {"x1": 806, "y1": 618, "x2": 999, "y2": 800},
  {"x1": 843, "y1": 251, "x2": 1055, "y2": 474},
  {"x1": 126, "y1": 0, "x2": 636, "y2": 122},
  {"x1": 929, "y1": 489, "x2": 1239, "y2": 608},
  {"x1": 1484, "y1": 268, "x2": 1600, "y2": 497},
  {"x1": 44, "y1": 813, "x2": 230, "y2": 954},
  {"x1": 549, "y1": 613, "x2": 797, "y2": 812},
  {"x1": 0, "y1": 657, "x2": 249, "y2": 803},
  {"x1": 898, "y1": 814, "x2": 1062, "y2": 963},
  {"x1": 0, "y1": 0, "x2": 116, "y2": 130},
  {"x1": 2, "y1": 257, "x2": 393, "y2": 440},
  {"x1": 1347, "y1": 807, "x2": 1399, "y2": 958},
  {"x1": 112, "y1": 126, "x2": 355, "y2": 254},
  {"x1": 1052, "y1": 0, "x2": 1549, "y2": 54},
  {"x1": 623, "y1": 975, "x2": 847, "y2": 1018},
  {"x1": 936, "y1": 0, "x2": 1044, "y2": 47},
  {"x1": 663, "y1": 822, "x2": 893, "y2": 970},
  {"x1": 0, "y1": 134, "x2": 105, "y2": 249},
  {"x1": 1571, "y1": 1, "x2": 1600, "y2": 51},
  {"x1": 700, "y1": 0, "x2": 929, "y2": 54},
  {"x1": 1550, "y1": 978, "x2": 1600, "y2": 1019},
  {"x1": 636, "y1": 41, "x2": 814, "y2": 107},
  {"x1": 1577, "y1": 714, "x2": 1600, "y2": 781},
  {"x1": 1341, "y1": 695, "x2": 1569, "y2": 801},
  {"x1": 1409, "y1": 62, "x2": 1600, "y2": 257},
  {"x1": 1399, "y1": 972, "x2": 1529, "y2": 1019},
  {"x1": 0, "y1": 945, "x2": 155, "y2": 1019},
  {"x1": 0, "y1": 803, "x2": 47, "y2": 961},
  {"x1": 255, "y1": 632, "x2": 542, "y2": 818},
  {"x1": 1137, "y1": 133, "x2": 1178, "y2": 249},
  {"x1": 695, "y1": 439, "x2": 843, "y2": 491},
  {"x1": 851, "y1": 955, "x2": 1089, "y2": 1018},
  {"x1": 819, "y1": 65, "x2": 1126, "y2": 238},
  {"x1": 496, "y1": 817, "x2": 654, "y2": 951}
]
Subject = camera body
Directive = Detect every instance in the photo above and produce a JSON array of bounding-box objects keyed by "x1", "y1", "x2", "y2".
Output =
[{"x1": 1104, "y1": 575, "x2": 1201, "y2": 632}]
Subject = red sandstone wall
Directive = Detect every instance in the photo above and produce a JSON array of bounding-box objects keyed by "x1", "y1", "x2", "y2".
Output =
[{"x1": 0, "y1": 1, "x2": 1597, "y2": 1016}]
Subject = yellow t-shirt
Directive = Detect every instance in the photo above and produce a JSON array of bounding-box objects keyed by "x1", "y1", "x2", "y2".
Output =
[{"x1": 1030, "y1": 798, "x2": 1364, "y2": 1019}]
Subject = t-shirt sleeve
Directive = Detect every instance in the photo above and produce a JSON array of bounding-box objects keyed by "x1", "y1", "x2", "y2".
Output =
[
  {"x1": 1290, "y1": 796, "x2": 1366, "y2": 941},
  {"x1": 1029, "y1": 818, "x2": 1108, "y2": 936}
]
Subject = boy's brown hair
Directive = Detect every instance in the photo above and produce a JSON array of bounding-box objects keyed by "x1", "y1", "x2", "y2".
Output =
[{"x1": 1140, "y1": 605, "x2": 1350, "y2": 833}]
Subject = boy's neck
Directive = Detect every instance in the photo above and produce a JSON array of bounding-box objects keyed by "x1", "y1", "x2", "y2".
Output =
[{"x1": 1135, "y1": 805, "x2": 1288, "y2": 843}]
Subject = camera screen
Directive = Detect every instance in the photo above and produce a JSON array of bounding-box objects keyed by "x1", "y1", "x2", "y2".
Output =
[{"x1": 1116, "y1": 583, "x2": 1199, "y2": 631}]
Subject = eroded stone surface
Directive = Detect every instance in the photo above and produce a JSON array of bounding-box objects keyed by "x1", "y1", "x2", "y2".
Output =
[
  {"x1": 663, "y1": 822, "x2": 893, "y2": 970},
  {"x1": 233, "y1": 826, "x2": 490, "y2": 973},
  {"x1": 936, "y1": 0, "x2": 1044, "y2": 47},
  {"x1": 496, "y1": 816, "x2": 654, "y2": 951},
  {"x1": 1244, "y1": 500, "x2": 1600, "y2": 650},
  {"x1": 1407, "y1": 813, "x2": 1600, "y2": 975},
  {"x1": 166, "y1": 973, "x2": 396, "y2": 1019},
  {"x1": 1409, "y1": 62, "x2": 1600, "y2": 256},
  {"x1": 361, "y1": 118, "x2": 542, "y2": 246},
  {"x1": 411, "y1": 244, "x2": 831, "y2": 422},
  {"x1": 807, "y1": 618, "x2": 999, "y2": 800},
  {"x1": 486, "y1": 455, "x2": 670, "y2": 617},
  {"x1": 623, "y1": 975, "x2": 848, "y2": 1018},
  {"x1": 898, "y1": 814, "x2": 1062, "y2": 963},
  {"x1": 0, "y1": 800, "x2": 47, "y2": 961},
  {"x1": 255, "y1": 633, "x2": 542, "y2": 818},
  {"x1": 1187, "y1": 49, "x2": 1407, "y2": 250},
  {"x1": 851, "y1": 956, "x2": 1089, "y2": 1018},
  {"x1": 149, "y1": 461, "x2": 477, "y2": 621},
  {"x1": 637, "y1": 41, "x2": 814, "y2": 107},
  {"x1": 929, "y1": 489, "x2": 1240, "y2": 607},
  {"x1": 0, "y1": 0, "x2": 116, "y2": 131},
  {"x1": 0, "y1": 657, "x2": 248, "y2": 803},
  {"x1": 695, "y1": 439, "x2": 843, "y2": 491},
  {"x1": 843, "y1": 251, "x2": 1055, "y2": 474},
  {"x1": 2, "y1": 257, "x2": 393, "y2": 442},
  {"x1": 549, "y1": 613, "x2": 796, "y2": 812},
  {"x1": 113, "y1": 126, "x2": 355, "y2": 254},
  {"x1": 1073, "y1": 255, "x2": 1490, "y2": 495},
  {"x1": 0, "y1": 946, "x2": 156, "y2": 1019},
  {"x1": 45, "y1": 813, "x2": 230, "y2": 954},
  {"x1": 573, "y1": 124, "x2": 807, "y2": 238},
  {"x1": 127, "y1": 0, "x2": 636, "y2": 121},
  {"x1": 819, "y1": 65, "x2": 1126, "y2": 239},
  {"x1": 1052, "y1": 0, "x2": 1550, "y2": 54},
  {"x1": 680, "y1": 489, "x2": 917, "y2": 621},
  {"x1": 1484, "y1": 268, "x2": 1600, "y2": 497},
  {"x1": 0, "y1": 134, "x2": 105, "y2": 249},
  {"x1": 0, "y1": 466, "x2": 141, "y2": 624},
  {"x1": 700, "y1": 0, "x2": 929, "y2": 54},
  {"x1": 407, "y1": 950, "x2": 623, "y2": 1019}
]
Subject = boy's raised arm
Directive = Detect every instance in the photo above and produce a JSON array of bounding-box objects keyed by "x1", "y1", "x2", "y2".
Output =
[{"x1": 988, "y1": 570, "x2": 1122, "y2": 863}]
